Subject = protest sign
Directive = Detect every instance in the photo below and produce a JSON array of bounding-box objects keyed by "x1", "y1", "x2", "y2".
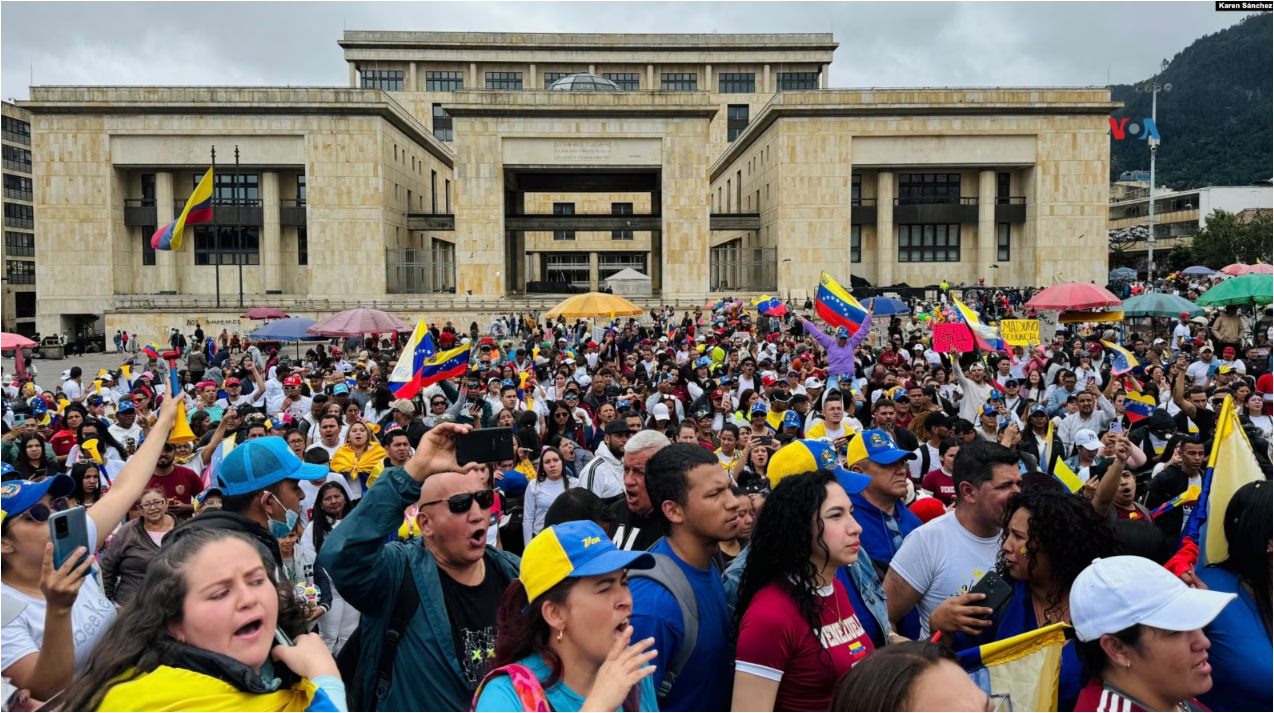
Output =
[
  {"x1": 1000, "y1": 319, "x2": 1040, "y2": 346},
  {"x1": 933, "y1": 323, "x2": 974, "y2": 352}
]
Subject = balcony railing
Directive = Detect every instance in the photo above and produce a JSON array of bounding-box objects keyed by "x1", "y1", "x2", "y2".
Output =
[
  {"x1": 124, "y1": 199, "x2": 158, "y2": 227},
  {"x1": 893, "y1": 196, "x2": 979, "y2": 224},
  {"x1": 2, "y1": 130, "x2": 31, "y2": 146},
  {"x1": 3, "y1": 188, "x2": 32, "y2": 202},
  {"x1": 995, "y1": 196, "x2": 1027, "y2": 223},
  {"x1": 851, "y1": 197, "x2": 877, "y2": 225},
  {"x1": 3, "y1": 159, "x2": 31, "y2": 173},
  {"x1": 175, "y1": 199, "x2": 263, "y2": 226},
  {"x1": 280, "y1": 199, "x2": 307, "y2": 227},
  {"x1": 710, "y1": 246, "x2": 777, "y2": 292},
  {"x1": 386, "y1": 247, "x2": 457, "y2": 294}
]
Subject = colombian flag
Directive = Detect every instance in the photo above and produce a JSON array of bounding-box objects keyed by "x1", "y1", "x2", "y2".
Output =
[
  {"x1": 1180, "y1": 396, "x2": 1264, "y2": 563},
  {"x1": 386, "y1": 318, "x2": 436, "y2": 399},
  {"x1": 1101, "y1": 341, "x2": 1139, "y2": 375},
  {"x1": 958, "y1": 623, "x2": 1068, "y2": 712},
  {"x1": 951, "y1": 296, "x2": 1007, "y2": 353},
  {"x1": 152, "y1": 167, "x2": 214, "y2": 251},
  {"x1": 1051, "y1": 459, "x2": 1083, "y2": 494},
  {"x1": 815, "y1": 272, "x2": 868, "y2": 332},
  {"x1": 418, "y1": 344, "x2": 472, "y2": 390},
  {"x1": 752, "y1": 294, "x2": 788, "y2": 317},
  {"x1": 1124, "y1": 392, "x2": 1155, "y2": 424}
]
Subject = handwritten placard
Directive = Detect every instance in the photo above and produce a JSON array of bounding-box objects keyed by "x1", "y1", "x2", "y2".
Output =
[
  {"x1": 933, "y1": 323, "x2": 974, "y2": 353},
  {"x1": 1000, "y1": 319, "x2": 1040, "y2": 346}
]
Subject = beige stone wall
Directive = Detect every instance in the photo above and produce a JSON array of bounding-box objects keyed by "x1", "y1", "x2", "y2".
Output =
[{"x1": 523, "y1": 192, "x2": 653, "y2": 253}]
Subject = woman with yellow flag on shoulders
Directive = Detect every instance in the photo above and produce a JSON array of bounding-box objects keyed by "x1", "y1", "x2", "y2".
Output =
[{"x1": 329, "y1": 422, "x2": 387, "y2": 498}]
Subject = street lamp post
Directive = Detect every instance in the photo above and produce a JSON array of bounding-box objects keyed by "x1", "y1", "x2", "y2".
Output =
[{"x1": 1144, "y1": 81, "x2": 1168, "y2": 283}]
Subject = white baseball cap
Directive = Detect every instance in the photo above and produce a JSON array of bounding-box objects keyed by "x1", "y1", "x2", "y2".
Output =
[
  {"x1": 1074, "y1": 429, "x2": 1103, "y2": 451},
  {"x1": 1070, "y1": 556, "x2": 1235, "y2": 642},
  {"x1": 652, "y1": 403, "x2": 671, "y2": 420},
  {"x1": 804, "y1": 376, "x2": 824, "y2": 389}
]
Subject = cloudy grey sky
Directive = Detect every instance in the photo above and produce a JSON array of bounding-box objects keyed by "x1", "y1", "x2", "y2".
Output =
[{"x1": 0, "y1": 2, "x2": 1251, "y2": 101}]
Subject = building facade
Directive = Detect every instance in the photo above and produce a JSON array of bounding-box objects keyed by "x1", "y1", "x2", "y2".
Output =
[
  {"x1": 2, "y1": 102, "x2": 36, "y2": 336},
  {"x1": 22, "y1": 31, "x2": 1119, "y2": 343},
  {"x1": 1108, "y1": 183, "x2": 1273, "y2": 271}
]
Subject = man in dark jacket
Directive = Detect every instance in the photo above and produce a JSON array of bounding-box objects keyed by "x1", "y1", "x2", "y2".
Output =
[{"x1": 1145, "y1": 435, "x2": 1207, "y2": 549}]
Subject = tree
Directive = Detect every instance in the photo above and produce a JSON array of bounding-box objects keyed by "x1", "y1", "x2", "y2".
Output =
[
  {"x1": 1166, "y1": 243, "x2": 1196, "y2": 273},
  {"x1": 1190, "y1": 209, "x2": 1274, "y2": 269}
]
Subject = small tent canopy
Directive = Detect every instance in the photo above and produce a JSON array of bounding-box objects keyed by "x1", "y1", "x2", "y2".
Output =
[{"x1": 604, "y1": 268, "x2": 652, "y2": 296}]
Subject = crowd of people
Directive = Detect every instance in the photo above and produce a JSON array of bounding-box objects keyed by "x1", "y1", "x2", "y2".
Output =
[{"x1": 1, "y1": 286, "x2": 1270, "y2": 712}]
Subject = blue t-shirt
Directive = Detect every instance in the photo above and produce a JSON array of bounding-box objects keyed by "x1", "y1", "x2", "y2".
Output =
[
  {"x1": 628, "y1": 539, "x2": 734, "y2": 712},
  {"x1": 847, "y1": 491, "x2": 921, "y2": 566},
  {"x1": 1197, "y1": 567, "x2": 1271, "y2": 713},
  {"x1": 475, "y1": 653, "x2": 657, "y2": 711}
]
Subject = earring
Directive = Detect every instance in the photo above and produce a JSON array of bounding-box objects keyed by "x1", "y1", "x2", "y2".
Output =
[{"x1": 557, "y1": 629, "x2": 563, "y2": 643}]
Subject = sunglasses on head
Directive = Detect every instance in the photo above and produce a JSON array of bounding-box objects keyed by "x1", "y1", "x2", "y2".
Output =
[
  {"x1": 421, "y1": 489, "x2": 495, "y2": 514},
  {"x1": 17, "y1": 497, "x2": 70, "y2": 524}
]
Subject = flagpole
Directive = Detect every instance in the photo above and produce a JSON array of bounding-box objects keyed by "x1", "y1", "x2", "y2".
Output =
[{"x1": 212, "y1": 146, "x2": 220, "y2": 309}]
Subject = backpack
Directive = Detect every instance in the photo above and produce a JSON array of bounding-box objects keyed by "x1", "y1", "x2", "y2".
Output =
[
  {"x1": 628, "y1": 547, "x2": 700, "y2": 704},
  {"x1": 335, "y1": 560, "x2": 420, "y2": 711}
]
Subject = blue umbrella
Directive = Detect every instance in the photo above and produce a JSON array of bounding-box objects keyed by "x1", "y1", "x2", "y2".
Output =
[
  {"x1": 1122, "y1": 293, "x2": 1203, "y2": 319},
  {"x1": 1109, "y1": 267, "x2": 1137, "y2": 280},
  {"x1": 863, "y1": 297, "x2": 910, "y2": 315},
  {"x1": 1181, "y1": 265, "x2": 1215, "y2": 276},
  {"x1": 247, "y1": 317, "x2": 323, "y2": 342}
]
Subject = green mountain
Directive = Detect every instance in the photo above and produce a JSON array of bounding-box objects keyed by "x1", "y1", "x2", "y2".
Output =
[{"x1": 1109, "y1": 12, "x2": 1272, "y2": 189}]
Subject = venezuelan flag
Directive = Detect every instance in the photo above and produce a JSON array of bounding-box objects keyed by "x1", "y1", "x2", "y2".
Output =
[
  {"x1": 667, "y1": 323, "x2": 677, "y2": 342},
  {"x1": 751, "y1": 294, "x2": 788, "y2": 317},
  {"x1": 152, "y1": 167, "x2": 214, "y2": 251},
  {"x1": 815, "y1": 272, "x2": 868, "y2": 332},
  {"x1": 418, "y1": 344, "x2": 472, "y2": 390},
  {"x1": 142, "y1": 344, "x2": 161, "y2": 360},
  {"x1": 951, "y1": 296, "x2": 1007, "y2": 353},
  {"x1": 1180, "y1": 396, "x2": 1264, "y2": 563},
  {"x1": 958, "y1": 623, "x2": 1068, "y2": 712},
  {"x1": 1100, "y1": 340, "x2": 1139, "y2": 375},
  {"x1": 386, "y1": 318, "x2": 436, "y2": 399},
  {"x1": 1124, "y1": 391, "x2": 1156, "y2": 424},
  {"x1": 1051, "y1": 459, "x2": 1083, "y2": 494}
]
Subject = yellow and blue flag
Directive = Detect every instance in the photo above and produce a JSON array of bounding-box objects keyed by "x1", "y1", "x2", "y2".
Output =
[
  {"x1": 958, "y1": 623, "x2": 1068, "y2": 712},
  {"x1": 1051, "y1": 459, "x2": 1083, "y2": 494},
  {"x1": 815, "y1": 272, "x2": 867, "y2": 331},
  {"x1": 152, "y1": 167, "x2": 214, "y2": 251},
  {"x1": 1124, "y1": 391, "x2": 1156, "y2": 424},
  {"x1": 1100, "y1": 341, "x2": 1140, "y2": 375},
  {"x1": 752, "y1": 294, "x2": 788, "y2": 317},
  {"x1": 386, "y1": 318, "x2": 436, "y2": 399},
  {"x1": 1180, "y1": 396, "x2": 1263, "y2": 563},
  {"x1": 951, "y1": 296, "x2": 1007, "y2": 352}
]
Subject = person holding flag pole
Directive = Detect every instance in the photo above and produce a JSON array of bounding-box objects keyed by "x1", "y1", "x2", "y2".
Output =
[{"x1": 798, "y1": 272, "x2": 874, "y2": 393}]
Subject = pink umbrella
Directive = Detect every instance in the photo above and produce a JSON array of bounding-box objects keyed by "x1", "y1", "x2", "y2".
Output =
[
  {"x1": 242, "y1": 307, "x2": 290, "y2": 320},
  {"x1": 1221, "y1": 263, "x2": 1273, "y2": 276},
  {"x1": 306, "y1": 308, "x2": 411, "y2": 338},
  {"x1": 1025, "y1": 283, "x2": 1123, "y2": 311},
  {"x1": 1, "y1": 332, "x2": 38, "y2": 378}
]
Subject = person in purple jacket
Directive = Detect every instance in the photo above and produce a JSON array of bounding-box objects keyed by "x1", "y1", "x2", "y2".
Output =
[{"x1": 798, "y1": 305, "x2": 874, "y2": 391}]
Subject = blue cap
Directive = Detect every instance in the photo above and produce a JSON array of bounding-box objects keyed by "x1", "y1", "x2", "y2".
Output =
[
  {"x1": 617, "y1": 399, "x2": 631, "y2": 409},
  {"x1": 836, "y1": 326, "x2": 850, "y2": 339},
  {"x1": 501, "y1": 379, "x2": 516, "y2": 387},
  {"x1": 694, "y1": 357, "x2": 712, "y2": 369},
  {"x1": 217, "y1": 437, "x2": 328, "y2": 496},
  {"x1": 846, "y1": 429, "x2": 917, "y2": 467},
  {"x1": 1029, "y1": 404, "x2": 1047, "y2": 417},
  {"x1": 981, "y1": 403, "x2": 998, "y2": 416},
  {"x1": 117, "y1": 400, "x2": 135, "y2": 413},
  {"x1": 782, "y1": 410, "x2": 802, "y2": 428},
  {"x1": 768, "y1": 439, "x2": 872, "y2": 494},
  {"x1": 29, "y1": 398, "x2": 47, "y2": 417},
  {"x1": 332, "y1": 383, "x2": 350, "y2": 395},
  {"x1": 2, "y1": 474, "x2": 73, "y2": 526},
  {"x1": 521, "y1": 521, "x2": 656, "y2": 603},
  {"x1": 750, "y1": 402, "x2": 768, "y2": 415}
]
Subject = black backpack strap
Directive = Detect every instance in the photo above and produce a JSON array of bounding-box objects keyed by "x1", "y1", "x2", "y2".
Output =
[
  {"x1": 374, "y1": 559, "x2": 421, "y2": 703},
  {"x1": 628, "y1": 547, "x2": 699, "y2": 703}
]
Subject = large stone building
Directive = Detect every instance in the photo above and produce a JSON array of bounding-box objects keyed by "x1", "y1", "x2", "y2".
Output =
[
  {"x1": 2, "y1": 102, "x2": 36, "y2": 336},
  {"x1": 21, "y1": 31, "x2": 1119, "y2": 342}
]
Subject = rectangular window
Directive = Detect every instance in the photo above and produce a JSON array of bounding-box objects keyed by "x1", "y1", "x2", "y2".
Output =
[
  {"x1": 2, "y1": 145, "x2": 31, "y2": 173},
  {"x1": 598, "y1": 252, "x2": 647, "y2": 282},
  {"x1": 777, "y1": 72, "x2": 819, "y2": 90},
  {"x1": 2, "y1": 115, "x2": 31, "y2": 145},
  {"x1": 997, "y1": 172, "x2": 1010, "y2": 200},
  {"x1": 850, "y1": 225, "x2": 862, "y2": 263},
  {"x1": 425, "y1": 71, "x2": 464, "y2": 92},
  {"x1": 543, "y1": 72, "x2": 569, "y2": 88},
  {"x1": 897, "y1": 173, "x2": 962, "y2": 204},
  {"x1": 297, "y1": 175, "x2": 306, "y2": 204},
  {"x1": 361, "y1": 70, "x2": 404, "y2": 91},
  {"x1": 4, "y1": 231, "x2": 34, "y2": 257},
  {"x1": 193, "y1": 226, "x2": 261, "y2": 265},
  {"x1": 3, "y1": 174, "x2": 32, "y2": 202},
  {"x1": 141, "y1": 174, "x2": 156, "y2": 202},
  {"x1": 718, "y1": 73, "x2": 755, "y2": 93},
  {"x1": 997, "y1": 223, "x2": 1011, "y2": 262},
  {"x1": 543, "y1": 253, "x2": 590, "y2": 289},
  {"x1": 14, "y1": 292, "x2": 34, "y2": 319},
  {"x1": 898, "y1": 224, "x2": 961, "y2": 263},
  {"x1": 661, "y1": 73, "x2": 697, "y2": 91},
  {"x1": 611, "y1": 202, "x2": 633, "y2": 240},
  {"x1": 851, "y1": 174, "x2": 861, "y2": 204},
  {"x1": 432, "y1": 104, "x2": 453, "y2": 142},
  {"x1": 5, "y1": 259, "x2": 34, "y2": 284},
  {"x1": 485, "y1": 72, "x2": 523, "y2": 90},
  {"x1": 298, "y1": 227, "x2": 308, "y2": 265},
  {"x1": 445, "y1": 180, "x2": 451, "y2": 213},
  {"x1": 727, "y1": 104, "x2": 750, "y2": 142},
  {"x1": 431, "y1": 171, "x2": 438, "y2": 213},
  {"x1": 141, "y1": 224, "x2": 156, "y2": 265},
  {"x1": 603, "y1": 73, "x2": 640, "y2": 91},
  {"x1": 553, "y1": 202, "x2": 575, "y2": 241},
  {"x1": 206, "y1": 173, "x2": 259, "y2": 203},
  {"x1": 726, "y1": 180, "x2": 731, "y2": 212},
  {"x1": 3, "y1": 202, "x2": 33, "y2": 229}
]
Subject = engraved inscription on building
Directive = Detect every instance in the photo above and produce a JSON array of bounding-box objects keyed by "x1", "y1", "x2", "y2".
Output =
[{"x1": 553, "y1": 141, "x2": 612, "y2": 162}]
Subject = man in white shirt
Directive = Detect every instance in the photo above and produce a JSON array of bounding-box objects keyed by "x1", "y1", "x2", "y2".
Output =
[
  {"x1": 579, "y1": 420, "x2": 632, "y2": 500},
  {"x1": 1217, "y1": 346, "x2": 1246, "y2": 375},
  {"x1": 950, "y1": 355, "x2": 994, "y2": 423},
  {"x1": 108, "y1": 401, "x2": 143, "y2": 445},
  {"x1": 1057, "y1": 385, "x2": 1116, "y2": 454},
  {"x1": 1185, "y1": 345, "x2": 1216, "y2": 387},
  {"x1": 62, "y1": 367, "x2": 85, "y2": 403},
  {"x1": 1171, "y1": 313, "x2": 1193, "y2": 352},
  {"x1": 311, "y1": 413, "x2": 345, "y2": 458}
]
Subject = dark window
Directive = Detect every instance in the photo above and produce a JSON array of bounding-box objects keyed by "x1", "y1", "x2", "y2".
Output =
[
  {"x1": 777, "y1": 72, "x2": 819, "y2": 90},
  {"x1": 141, "y1": 174, "x2": 156, "y2": 202},
  {"x1": 598, "y1": 252, "x2": 647, "y2": 282},
  {"x1": 604, "y1": 73, "x2": 640, "y2": 91},
  {"x1": 206, "y1": 173, "x2": 259, "y2": 203},
  {"x1": 5, "y1": 260, "x2": 34, "y2": 284},
  {"x1": 611, "y1": 202, "x2": 633, "y2": 240},
  {"x1": 718, "y1": 73, "x2": 755, "y2": 93},
  {"x1": 4, "y1": 231, "x2": 34, "y2": 257},
  {"x1": 897, "y1": 173, "x2": 962, "y2": 204},
  {"x1": 553, "y1": 202, "x2": 575, "y2": 241},
  {"x1": 850, "y1": 225, "x2": 862, "y2": 263},
  {"x1": 431, "y1": 171, "x2": 438, "y2": 213},
  {"x1": 997, "y1": 223, "x2": 1011, "y2": 262},
  {"x1": 193, "y1": 226, "x2": 260, "y2": 265},
  {"x1": 727, "y1": 105, "x2": 750, "y2": 142},
  {"x1": 432, "y1": 104, "x2": 453, "y2": 142},
  {"x1": 486, "y1": 72, "x2": 523, "y2": 90},
  {"x1": 3, "y1": 203, "x2": 33, "y2": 229},
  {"x1": 297, "y1": 175, "x2": 306, "y2": 204},
  {"x1": 14, "y1": 292, "x2": 34, "y2": 318},
  {"x1": 3, "y1": 145, "x2": 31, "y2": 173},
  {"x1": 425, "y1": 71, "x2": 464, "y2": 92},
  {"x1": 445, "y1": 180, "x2": 451, "y2": 213},
  {"x1": 361, "y1": 70, "x2": 404, "y2": 91},
  {"x1": 661, "y1": 73, "x2": 697, "y2": 91},
  {"x1": 997, "y1": 172, "x2": 1010, "y2": 200},
  {"x1": 2, "y1": 115, "x2": 31, "y2": 145},
  {"x1": 141, "y1": 224, "x2": 156, "y2": 265},
  {"x1": 543, "y1": 72, "x2": 570, "y2": 88},
  {"x1": 898, "y1": 224, "x2": 961, "y2": 263},
  {"x1": 3, "y1": 174, "x2": 32, "y2": 202},
  {"x1": 298, "y1": 227, "x2": 308, "y2": 265},
  {"x1": 851, "y1": 174, "x2": 861, "y2": 204}
]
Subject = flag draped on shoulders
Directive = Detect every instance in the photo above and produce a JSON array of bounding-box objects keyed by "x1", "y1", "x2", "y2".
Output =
[
  {"x1": 1180, "y1": 396, "x2": 1263, "y2": 564},
  {"x1": 152, "y1": 167, "x2": 214, "y2": 251},
  {"x1": 815, "y1": 272, "x2": 867, "y2": 331}
]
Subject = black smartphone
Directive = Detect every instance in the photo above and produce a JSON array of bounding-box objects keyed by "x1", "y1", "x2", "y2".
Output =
[
  {"x1": 456, "y1": 427, "x2": 515, "y2": 466},
  {"x1": 967, "y1": 570, "x2": 1013, "y2": 619},
  {"x1": 48, "y1": 506, "x2": 93, "y2": 576}
]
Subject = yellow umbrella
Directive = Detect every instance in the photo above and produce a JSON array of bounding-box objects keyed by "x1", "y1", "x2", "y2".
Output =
[{"x1": 543, "y1": 292, "x2": 645, "y2": 320}]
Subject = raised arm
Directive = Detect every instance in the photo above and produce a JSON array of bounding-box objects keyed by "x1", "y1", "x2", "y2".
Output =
[
  {"x1": 846, "y1": 307, "x2": 875, "y2": 351},
  {"x1": 1091, "y1": 434, "x2": 1130, "y2": 518},
  {"x1": 798, "y1": 316, "x2": 836, "y2": 350},
  {"x1": 1172, "y1": 363, "x2": 1195, "y2": 419}
]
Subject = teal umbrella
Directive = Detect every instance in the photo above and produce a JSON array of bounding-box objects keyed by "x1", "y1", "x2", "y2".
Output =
[
  {"x1": 1196, "y1": 274, "x2": 1274, "y2": 307},
  {"x1": 1122, "y1": 293, "x2": 1204, "y2": 319}
]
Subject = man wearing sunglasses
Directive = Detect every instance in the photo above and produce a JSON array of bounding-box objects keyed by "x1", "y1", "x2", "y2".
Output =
[{"x1": 322, "y1": 423, "x2": 520, "y2": 711}]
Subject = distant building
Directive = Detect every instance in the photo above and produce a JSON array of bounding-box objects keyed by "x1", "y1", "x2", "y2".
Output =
[
  {"x1": 1108, "y1": 184, "x2": 1273, "y2": 271},
  {"x1": 2, "y1": 101, "x2": 36, "y2": 337}
]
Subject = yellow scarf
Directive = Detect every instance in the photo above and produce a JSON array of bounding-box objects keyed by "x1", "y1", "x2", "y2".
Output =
[
  {"x1": 330, "y1": 443, "x2": 388, "y2": 488},
  {"x1": 97, "y1": 666, "x2": 322, "y2": 712}
]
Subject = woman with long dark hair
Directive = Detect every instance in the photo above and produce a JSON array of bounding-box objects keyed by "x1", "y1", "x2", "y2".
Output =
[
  {"x1": 363, "y1": 385, "x2": 395, "y2": 428},
  {"x1": 545, "y1": 400, "x2": 585, "y2": 445},
  {"x1": 297, "y1": 479, "x2": 360, "y2": 654},
  {"x1": 49, "y1": 402, "x2": 87, "y2": 464},
  {"x1": 1197, "y1": 480, "x2": 1272, "y2": 711},
  {"x1": 475, "y1": 520, "x2": 657, "y2": 711},
  {"x1": 523, "y1": 447, "x2": 575, "y2": 544},
  {"x1": 13, "y1": 434, "x2": 57, "y2": 480},
  {"x1": 68, "y1": 460, "x2": 104, "y2": 507},
  {"x1": 732, "y1": 469, "x2": 882, "y2": 712},
  {"x1": 66, "y1": 418, "x2": 127, "y2": 472}
]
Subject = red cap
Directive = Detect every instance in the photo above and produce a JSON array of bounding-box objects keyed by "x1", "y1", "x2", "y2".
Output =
[
  {"x1": 1223, "y1": 346, "x2": 1235, "y2": 357},
  {"x1": 909, "y1": 497, "x2": 948, "y2": 524},
  {"x1": 587, "y1": 341, "x2": 597, "y2": 348},
  {"x1": 640, "y1": 338, "x2": 652, "y2": 346},
  {"x1": 283, "y1": 375, "x2": 303, "y2": 387},
  {"x1": 1088, "y1": 343, "x2": 1102, "y2": 353},
  {"x1": 1181, "y1": 312, "x2": 1190, "y2": 319},
  {"x1": 761, "y1": 375, "x2": 777, "y2": 386}
]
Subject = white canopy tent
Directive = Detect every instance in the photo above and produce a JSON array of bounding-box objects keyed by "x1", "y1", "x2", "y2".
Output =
[{"x1": 604, "y1": 268, "x2": 652, "y2": 296}]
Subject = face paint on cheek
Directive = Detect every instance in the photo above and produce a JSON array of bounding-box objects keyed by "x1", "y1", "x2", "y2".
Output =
[{"x1": 1019, "y1": 546, "x2": 1031, "y2": 559}]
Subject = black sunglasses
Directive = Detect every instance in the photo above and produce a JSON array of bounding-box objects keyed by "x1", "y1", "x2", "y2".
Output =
[
  {"x1": 421, "y1": 489, "x2": 495, "y2": 514},
  {"x1": 17, "y1": 497, "x2": 70, "y2": 524}
]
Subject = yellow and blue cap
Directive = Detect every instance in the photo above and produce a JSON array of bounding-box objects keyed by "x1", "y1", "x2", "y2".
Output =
[
  {"x1": 1, "y1": 474, "x2": 73, "y2": 527},
  {"x1": 521, "y1": 521, "x2": 655, "y2": 603},
  {"x1": 846, "y1": 429, "x2": 917, "y2": 468},
  {"x1": 768, "y1": 439, "x2": 872, "y2": 493}
]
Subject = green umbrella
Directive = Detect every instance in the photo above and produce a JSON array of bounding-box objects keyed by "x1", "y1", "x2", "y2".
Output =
[
  {"x1": 1122, "y1": 293, "x2": 1204, "y2": 319},
  {"x1": 1196, "y1": 274, "x2": 1274, "y2": 307}
]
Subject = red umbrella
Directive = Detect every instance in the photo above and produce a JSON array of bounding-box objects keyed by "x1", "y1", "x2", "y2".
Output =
[
  {"x1": 1025, "y1": 283, "x2": 1123, "y2": 311},
  {"x1": 2, "y1": 332, "x2": 38, "y2": 378},
  {"x1": 306, "y1": 308, "x2": 411, "y2": 338},
  {"x1": 1221, "y1": 263, "x2": 1272, "y2": 276},
  {"x1": 242, "y1": 307, "x2": 290, "y2": 320}
]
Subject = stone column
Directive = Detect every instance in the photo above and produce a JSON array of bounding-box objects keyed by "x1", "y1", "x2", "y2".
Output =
[
  {"x1": 876, "y1": 171, "x2": 894, "y2": 287},
  {"x1": 349, "y1": 62, "x2": 357, "y2": 88},
  {"x1": 409, "y1": 62, "x2": 417, "y2": 91},
  {"x1": 154, "y1": 172, "x2": 177, "y2": 294},
  {"x1": 588, "y1": 64, "x2": 595, "y2": 75},
  {"x1": 705, "y1": 64, "x2": 712, "y2": 92},
  {"x1": 589, "y1": 252, "x2": 599, "y2": 292},
  {"x1": 820, "y1": 64, "x2": 829, "y2": 89},
  {"x1": 647, "y1": 64, "x2": 655, "y2": 91},
  {"x1": 470, "y1": 63, "x2": 479, "y2": 88},
  {"x1": 977, "y1": 169, "x2": 997, "y2": 286},
  {"x1": 261, "y1": 171, "x2": 282, "y2": 294},
  {"x1": 529, "y1": 64, "x2": 536, "y2": 88},
  {"x1": 763, "y1": 64, "x2": 771, "y2": 93}
]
